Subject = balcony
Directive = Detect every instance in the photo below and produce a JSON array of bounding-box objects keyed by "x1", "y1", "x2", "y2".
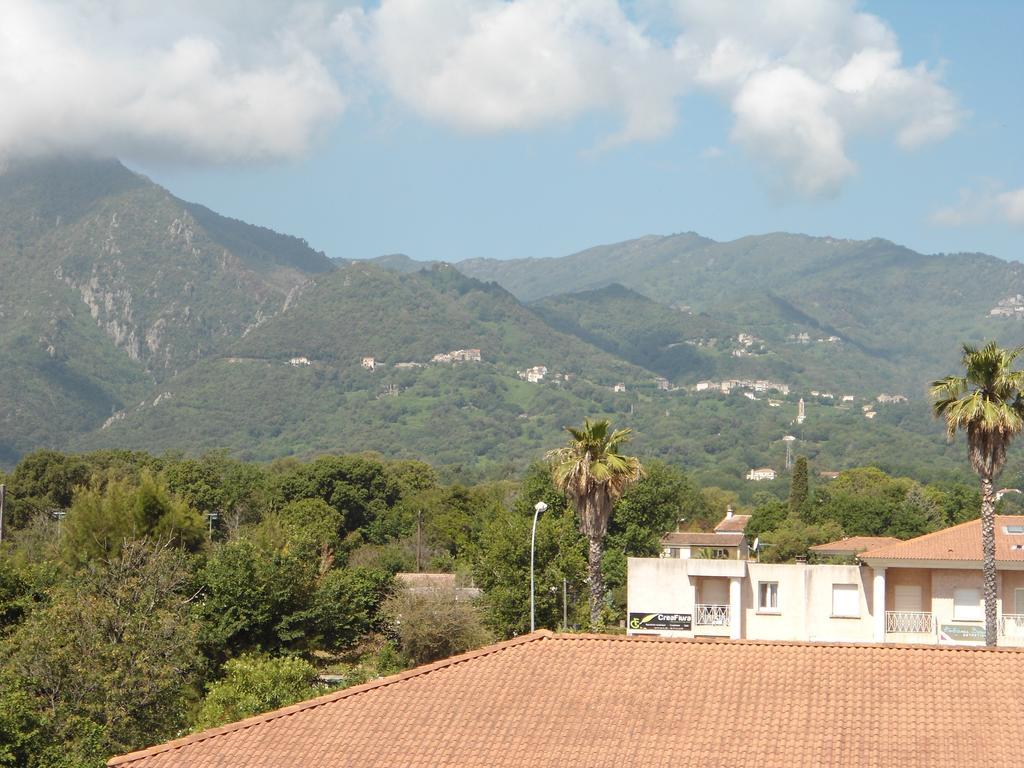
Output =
[
  {"x1": 885, "y1": 611, "x2": 934, "y2": 634},
  {"x1": 1000, "y1": 614, "x2": 1024, "y2": 639},
  {"x1": 695, "y1": 603, "x2": 730, "y2": 627}
]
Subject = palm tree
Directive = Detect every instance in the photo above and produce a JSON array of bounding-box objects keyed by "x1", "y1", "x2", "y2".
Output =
[
  {"x1": 546, "y1": 418, "x2": 644, "y2": 627},
  {"x1": 932, "y1": 342, "x2": 1024, "y2": 646}
]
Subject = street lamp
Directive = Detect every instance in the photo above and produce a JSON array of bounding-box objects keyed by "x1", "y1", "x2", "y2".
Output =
[{"x1": 530, "y1": 501, "x2": 548, "y2": 632}]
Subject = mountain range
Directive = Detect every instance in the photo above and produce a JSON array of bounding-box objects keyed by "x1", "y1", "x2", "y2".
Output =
[{"x1": 2, "y1": 157, "x2": 1021, "y2": 491}]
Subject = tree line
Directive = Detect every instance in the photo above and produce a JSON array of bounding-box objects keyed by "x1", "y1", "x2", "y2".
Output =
[{"x1": 0, "y1": 436, "x2": 996, "y2": 766}]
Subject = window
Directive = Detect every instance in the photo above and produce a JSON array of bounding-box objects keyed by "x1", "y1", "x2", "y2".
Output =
[
  {"x1": 893, "y1": 584, "x2": 922, "y2": 613},
  {"x1": 758, "y1": 582, "x2": 779, "y2": 612},
  {"x1": 1004, "y1": 525, "x2": 1024, "y2": 534},
  {"x1": 953, "y1": 588, "x2": 982, "y2": 622},
  {"x1": 831, "y1": 584, "x2": 860, "y2": 618},
  {"x1": 1015, "y1": 588, "x2": 1024, "y2": 616}
]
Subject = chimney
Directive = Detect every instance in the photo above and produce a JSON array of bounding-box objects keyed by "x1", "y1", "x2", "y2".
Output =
[{"x1": 726, "y1": 504, "x2": 734, "y2": 519}]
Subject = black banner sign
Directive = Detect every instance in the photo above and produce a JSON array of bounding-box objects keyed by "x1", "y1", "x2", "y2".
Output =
[{"x1": 629, "y1": 612, "x2": 692, "y2": 631}]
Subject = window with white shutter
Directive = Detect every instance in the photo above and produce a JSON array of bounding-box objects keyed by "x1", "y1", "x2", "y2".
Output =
[
  {"x1": 953, "y1": 588, "x2": 982, "y2": 621},
  {"x1": 831, "y1": 583, "x2": 860, "y2": 617}
]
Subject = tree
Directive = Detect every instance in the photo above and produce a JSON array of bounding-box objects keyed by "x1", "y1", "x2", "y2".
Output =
[
  {"x1": 312, "y1": 567, "x2": 394, "y2": 651},
  {"x1": 3, "y1": 539, "x2": 200, "y2": 760},
  {"x1": 546, "y1": 419, "x2": 644, "y2": 627},
  {"x1": 194, "y1": 539, "x2": 317, "y2": 658},
  {"x1": 382, "y1": 587, "x2": 491, "y2": 665},
  {"x1": 193, "y1": 655, "x2": 322, "y2": 730},
  {"x1": 789, "y1": 456, "x2": 809, "y2": 516},
  {"x1": 932, "y1": 342, "x2": 1024, "y2": 646},
  {"x1": 61, "y1": 473, "x2": 205, "y2": 567}
]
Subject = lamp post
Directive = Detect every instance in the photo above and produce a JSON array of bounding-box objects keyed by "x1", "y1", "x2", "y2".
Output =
[{"x1": 530, "y1": 501, "x2": 548, "y2": 632}]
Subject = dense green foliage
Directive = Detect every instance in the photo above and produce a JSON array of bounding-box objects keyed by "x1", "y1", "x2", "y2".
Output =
[{"x1": 193, "y1": 655, "x2": 323, "y2": 731}]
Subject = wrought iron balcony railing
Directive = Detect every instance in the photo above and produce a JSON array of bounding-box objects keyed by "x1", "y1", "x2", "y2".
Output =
[
  {"x1": 885, "y1": 611, "x2": 934, "y2": 633},
  {"x1": 695, "y1": 603, "x2": 730, "y2": 626}
]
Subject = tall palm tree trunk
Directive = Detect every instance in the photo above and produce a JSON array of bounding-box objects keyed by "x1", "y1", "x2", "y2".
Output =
[
  {"x1": 587, "y1": 536, "x2": 604, "y2": 627},
  {"x1": 980, "y1": 475, "x2": 999, "y2": 646}
]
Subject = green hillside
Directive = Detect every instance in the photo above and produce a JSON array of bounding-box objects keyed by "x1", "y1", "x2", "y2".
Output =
[
  {"x1": 79, "y1": 263, "x2": 652, "y2": 474},
  {"x1": 529, "y1": 284, "x2": 901, "y2": 392},
  {"x1": 459, "y1": 233, "x2": 1024, "y2": 392},
  {"x1": 2, "y1": 157, "x2": 1019, "y2": 489},
  {"x1": 0, "y1": 157, "x2": 333, "y2": 457}
]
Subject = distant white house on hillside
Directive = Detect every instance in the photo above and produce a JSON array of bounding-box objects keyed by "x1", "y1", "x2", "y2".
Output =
[
  {"x1": 432, "y1": 348, "x2": 481, "y2": 364},
  {"x1": 876, "y1": 393, "x2": 907, "y2": 404},
  {"x1": 745, "y1": 467, "x2": 777, "y2": 481},
  {"x1": 289, "y1": 356, "x2": 311, "y2": 367},
  {"x1": 520, "y1": 365, "x2": 548, "y2": 383},
  {"x1": 361, "y1": 356, "x2": 376, "y2": 370}
]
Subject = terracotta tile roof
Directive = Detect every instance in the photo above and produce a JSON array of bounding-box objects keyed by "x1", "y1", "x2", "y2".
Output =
[
  {"x1": 396, "y1": 572, "x2": 458, "y2": 589},
  {"x1": 713, "y1": 514, "x2": 751, "y2": 533},
  {"x1": 110, "y1": 631, "x2": 1024, "y2": 768},
  {"x1": 809, "y1": 536, "x2": 902, "y2": 555},
  {"x1": 860, "y1": 515, "x2": 1024, "y2": 563},
  {"x1": 661, "y1": 531, "x2": 745, "y2": 547}
]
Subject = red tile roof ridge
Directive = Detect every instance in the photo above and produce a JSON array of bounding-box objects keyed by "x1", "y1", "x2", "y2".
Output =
[
  {"x1": 107, "y1": 630, "x2": 556, "y2": 767},
  {"x1": 557, "y1": 631, "x2": 1024, "y2": 653},
  {"x1": 859, "y1": 514, "x2": 1024, "y2": 559}
]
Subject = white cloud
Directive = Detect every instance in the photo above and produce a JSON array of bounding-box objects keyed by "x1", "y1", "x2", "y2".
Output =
[
  {"x1": 335, "y1": 0, "x2": 959, "y2": 197},
  {"x1": 669, "y1": 0, "x2": 960, "y2": 197},
  {"x1": 1000, "y1": 189, "x2": 1024, "y2": 226},
  {"x1": 933, "y1": 183, "x2": 1024, "y2": 228},
  {"x1": 0, "y1": 1, "x2": 346, "y2": 164},
  {"x1": 0, "y1": 0, "x2": 961, "y2": 193},
  {"x1": 334, "y1": 0, "x2": 683, "y2": 145}
]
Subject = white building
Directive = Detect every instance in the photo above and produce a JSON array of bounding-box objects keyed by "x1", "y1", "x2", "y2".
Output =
[
  {"x1": 745, "y1": 467, "x2": 777, "y2": 481},
  {"x1": 520, "y1": 365, "x2": 548, "y2": 383},
  {"x1": 628, "y1": 516, "x2": 1024, "y2": 646},
  {"x1": 361, "y1": 356, "x2": 376, "y2": 370},
  {"x1": 289, "y1": 356, "x2": 312, "y2": 367},
  {"x1": 876, "y1": 393, "x2": 908, "y2": 404}
]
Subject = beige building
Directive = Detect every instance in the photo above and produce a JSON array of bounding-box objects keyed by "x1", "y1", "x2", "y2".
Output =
[{"x1": 629, "y1": 515, "x2": 1024, "y2": 647}]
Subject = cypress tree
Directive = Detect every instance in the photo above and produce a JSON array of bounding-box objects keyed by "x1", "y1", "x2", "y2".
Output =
[{"x1": 789, "y1": 456, "x2": 809, "y2": 515}]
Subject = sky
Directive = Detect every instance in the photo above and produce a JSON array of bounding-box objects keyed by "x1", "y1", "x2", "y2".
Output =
[{"x1": 1, "y1": 1, "x2": 1021, "y2": 262}]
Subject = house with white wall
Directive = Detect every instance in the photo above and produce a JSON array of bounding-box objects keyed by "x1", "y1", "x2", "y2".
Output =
[
  {"x1": 628, "y1": 515, "x2": 1024, "y2": 646},
  {"x1": 859, "y1": 516, "x2": 1024, "y2": 645}
]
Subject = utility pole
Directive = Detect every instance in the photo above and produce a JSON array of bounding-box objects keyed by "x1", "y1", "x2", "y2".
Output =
[
  {"x1": 562, "y1": 577, "x2": 568, "y2": 630},
  {"x1": 0, "y1": 484, "x2": 5, "y2": 544}
]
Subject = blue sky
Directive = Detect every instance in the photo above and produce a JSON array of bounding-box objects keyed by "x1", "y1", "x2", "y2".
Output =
[{"x1": 5, "y1": 1, "x2": 1021, "y2": 262}]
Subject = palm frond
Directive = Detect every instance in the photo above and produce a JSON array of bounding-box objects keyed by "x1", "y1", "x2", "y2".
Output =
[{"x1": 934, "y1": 341, "x2": 1024, "y2": 476}]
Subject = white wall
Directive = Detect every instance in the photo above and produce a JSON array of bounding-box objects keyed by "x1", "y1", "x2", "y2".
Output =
[
  {"x1": 628, "y1": 558, "x2": 874, "y2": 643},
  {"x1": 627, "y1": 557, "x2": 697, "y2": 638}
]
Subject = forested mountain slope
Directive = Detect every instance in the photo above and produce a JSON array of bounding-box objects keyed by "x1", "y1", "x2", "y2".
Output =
[
  {"x1": 460, "y1": 234, "x2": 1024, "y2": 392},
  {"x1": 0, "y1": 157, "x2": 333, "y2": 459}
]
